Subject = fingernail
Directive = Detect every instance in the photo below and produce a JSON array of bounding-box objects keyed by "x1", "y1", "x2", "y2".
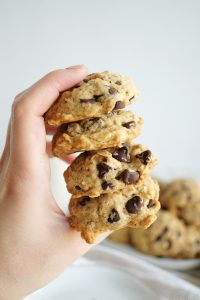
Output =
[{"x1": 66, "y1": 64, "x2": 85, "y2": 69}]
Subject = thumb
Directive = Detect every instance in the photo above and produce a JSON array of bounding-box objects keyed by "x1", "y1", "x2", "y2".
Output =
[{"x1": 10, "y1": 65, "x2": 87, "y2": 177}]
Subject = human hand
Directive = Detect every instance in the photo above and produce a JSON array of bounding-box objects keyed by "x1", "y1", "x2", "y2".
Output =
[{"x1": 0, "y1": 65, "x2": 105, "y2": 300}]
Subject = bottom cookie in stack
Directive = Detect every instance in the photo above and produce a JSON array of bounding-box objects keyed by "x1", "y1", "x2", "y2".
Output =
[{"x1": 68, "y1": 176, "x2": 160, "y2": 243}]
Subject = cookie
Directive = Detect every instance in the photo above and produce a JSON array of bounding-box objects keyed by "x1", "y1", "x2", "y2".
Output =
[
  {"x1": 129, "y1": 210, "x2": 186, "y2": 258},
  {"x1": 178, "y1": 200, "x2": 200, "y2": 227},
  {"x1": 65, "y1": 144, "x2": 157, "y2": 198},
  {"x1": 180, "y1": 226, "x2": 200, "y2": 258},
  {"x1": 68, "y1": 176, "x2": 160, "y2": 243},
  {"x1": 108, "y1": 227, "x2": 130, "y2": 244},
  {"x1": 159, "y1": 179, "x2": 200, "y2": 214},
  {"x1": 45, "y1": 71, "x2": 139, "y2": 125},
  {"x1": 52, "y1": 110, "x2": 143, "y2": 156}
]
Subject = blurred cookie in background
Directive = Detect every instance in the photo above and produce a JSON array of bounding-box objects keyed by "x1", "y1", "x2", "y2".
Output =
[
  {"x1": 108, "y1": 227, "x2": 130, "y2": 244},
  {"x1": 178, "y1": 200, "x2": 200, "y2": 227},
  {"x1": 180, "y1": 226, "x2": 200, "y2": 258},
  {"x1": 159, "y1": 179, "x2": 200, "y2": 215},
  {"x1": 129, "y1": 210, "x2": 186, "y2": 258}
]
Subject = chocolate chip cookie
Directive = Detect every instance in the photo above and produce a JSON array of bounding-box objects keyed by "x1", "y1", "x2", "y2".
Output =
[
  {"x1": 159, "y1": 179, "x2": 200, "y2": 214},
  {"x1": 68, "y1": 176, "x2": 160, "y2": 243},
  {"x1": 130, "y1": 210, "x2": 186, "y2": 258},
  {"x1": 52, "y1": 110, "x2": 143, "y2": 156},
  {"x1": 45, "y1": 71, "x2": 139, "y2": 125},
  {"x1": 64, "y1": 144, "x2": 157, "y2": 198},
  {"x1": 108, "y1": 227, "x2": 130, "y2": 244}
]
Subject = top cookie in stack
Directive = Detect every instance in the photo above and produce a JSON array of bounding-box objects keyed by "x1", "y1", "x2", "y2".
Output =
[{"x1": 45, "y1": 70, "x2": 160, "y2": 243}]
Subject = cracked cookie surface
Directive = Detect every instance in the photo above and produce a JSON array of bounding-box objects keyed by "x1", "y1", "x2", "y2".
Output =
[
  {"x1": 52, "y1": 110, "x2": 143, "y2": 155},
  {"x1": 45, "y1": 71, "x2": 139, "y2": 125},
  {"x1": 64, "y1": 144, "x2": 157, "y2": 198}
]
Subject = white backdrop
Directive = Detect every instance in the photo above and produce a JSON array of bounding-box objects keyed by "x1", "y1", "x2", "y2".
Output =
[{"x1": 0, "y1": 0, "x2": 199, "y2": 174}]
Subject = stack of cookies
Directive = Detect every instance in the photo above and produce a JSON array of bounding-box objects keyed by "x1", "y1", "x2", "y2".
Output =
[{"x1": 45, "y1": 71, "x2": 160, "y2": 243}]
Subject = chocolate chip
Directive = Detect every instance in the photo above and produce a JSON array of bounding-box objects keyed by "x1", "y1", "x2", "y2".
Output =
[
  {"x1": 135, "y1": 150, "x2": 151, "y2": 165},
  {"x1": 108, "y1": 87, "x2": 118, "y2": 95},
  {"x1": 166, "y1": 239, "x2": 172, "y2": 250},
  {"x1": 116, "y1": 170, "x2": 139, "y2": 184},
  {"x1": 113, "y1": 101, "x2": 125, "y2": 110},
  {"x1": 147, "y1": 199, "x2": 154, "y2": 208},
  {"x1": 107, "y1": 208, "x2": 120, "y2": 223},
  {"x1": 163, "y1": 226, "x2": 169, "y2": 234},
  {"x1": 155, "y1": 235, "x2": 162, "y2": 242},
  {"x1": 79, "y1": 196, "x2": 90, "y2": 206},
  {"x1": 112, "y1": 146, "x2": 131, "y2": 163},
  {"x1": 129, "y1": 95, "x2": 135, "y2": 101},
  {"x1": 80, "y1": 98, "x2": 97, "y2": 104},
  {"x1": 80, "y1": 94, "x2": 103, "y2": 103},
  {"x1": 187, "y1": 194, "x2": 192, "y2": 201},
  {"x1": 122, "y1": 121, "x2": 136, "y2": 129},
  {"x1": 102, "y1": 181, "x2": 114, "y2": 190},
  {"x1": 97, "y1": 163, "x2": 112, "y2": 179},
  {"x1": 154, "y1": 226, "x2": 168, "y2": 242},
  {"x1": 115, "y1": 80, "x2": 121, "y2": 85},
  {"x1": 177, "y1": 231, "x2": 182, "y2": 237},
  {"x1": 75, "y1": 185, "x2": 82, "y2": 191},
  {"x1": 125, "y1": 196, "x2": 142, "y2": 213}
]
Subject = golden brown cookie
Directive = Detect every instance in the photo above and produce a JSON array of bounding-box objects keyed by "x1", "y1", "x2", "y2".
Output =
[
  {"x1": 45, "y1": 71, "x2": 139, "y2": 125},
  {"x1": 52, "y1": 110, "x2": 143, "y2": 156},
  {"x1": 68, "y1": 176, "x2": 160, "y2": 243},
  {"x1": 65, "y1": 144, "x2": 157, "y2": 198}
]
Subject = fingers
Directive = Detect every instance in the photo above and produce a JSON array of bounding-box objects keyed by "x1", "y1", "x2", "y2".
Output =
[
  {"x1": 10, "y1": 65, "x2": 87, "y2": 175},
  {"x1": 0, "y1": 121, "x2": 11, "y2": 180}
]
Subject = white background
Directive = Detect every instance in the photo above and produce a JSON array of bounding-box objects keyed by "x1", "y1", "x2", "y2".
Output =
[{"x1": 0, "y1": 0, "x2": 199, "y2": 174}]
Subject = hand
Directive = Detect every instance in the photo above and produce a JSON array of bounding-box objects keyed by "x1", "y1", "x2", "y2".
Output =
[{"x1": 0, "y1": 65, "x2": 105, "y2": 300}]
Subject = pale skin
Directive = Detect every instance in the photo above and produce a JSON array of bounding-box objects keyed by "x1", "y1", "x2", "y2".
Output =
[{"x1": 0, "y1": 65, "x2": 107, "y2": 300}]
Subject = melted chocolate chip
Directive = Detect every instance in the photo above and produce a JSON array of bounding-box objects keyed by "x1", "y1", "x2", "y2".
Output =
[
  {"x1": 129, "y1": 95, "x2": 135, "y2": 101},
  {"x1": 97, "y1": 163, "x2": 112, "y2": 179},
  {"x1": 122, "y1": 121, "x2": 136, "y2": 129},
  {"x1": 108, "y1": 87, "x2": 118, "y2": 94},
  {"x1": 147, "y1": 199, "x2": 154, "y2": 208},
  {"x1": 75, "y1": 185, "x2": 82, "y2": 191},
  {"x1": 177, "y1": 231, "x2": 182, "y2": 237},
  {"x1": 116, "y1": 170, "x2": 139, "y2": 185},
  {"x1": 112, "y1": 146, "x2": 131, "y2": 163},
  {"x1": 115, "y1": 80, "x2": 121, "y2": 85},
  {"x1": 79, "y1": 196, "x2": 90, "y2": 206},
  {"x1": 113, "y1": 101, "x2": 125, "y2": 110},
  {"x1": 80, "y1": 94, "x2": 103, "y2": 103},
  {"x1": 135, "y1": 150, "x2": 151, "y2": 165},
  {"x1": 102, "y1": 181, "x2": 114, "y2": 190},
  {"x1": 125, "y1": 196, "x2": 142, "y2": 213},
  {"x1": 107, "y1": 208, "x2": 120, "y2": 223}
]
